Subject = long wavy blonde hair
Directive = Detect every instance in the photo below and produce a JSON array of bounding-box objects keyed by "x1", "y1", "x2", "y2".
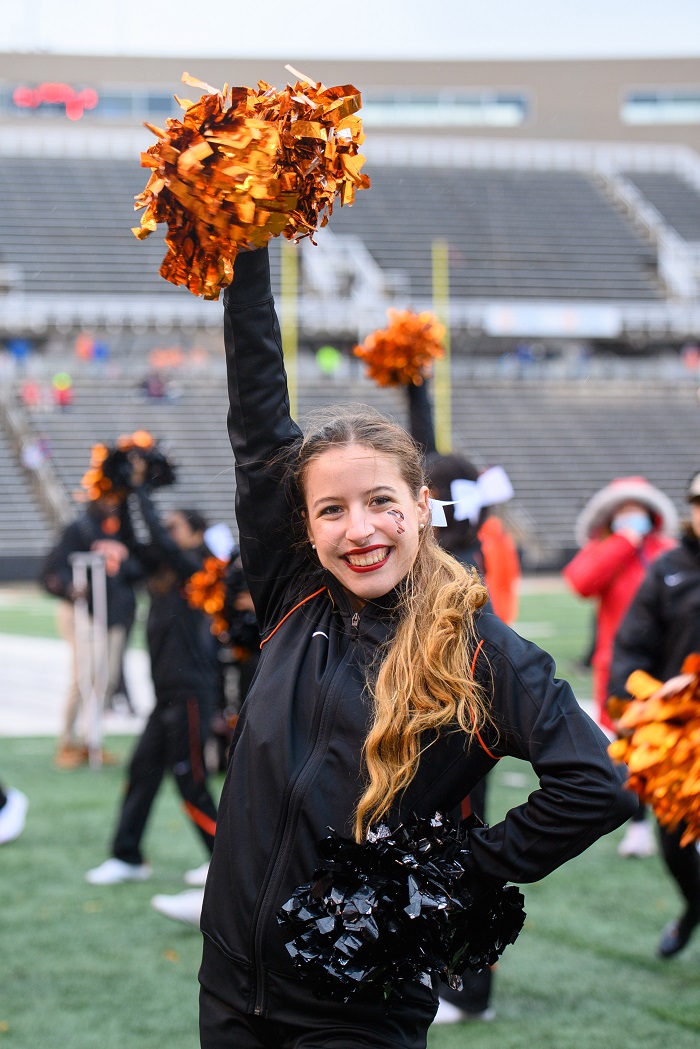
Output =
[{"x1": 295, "y1": 406, "x2": 490, "y2": 842}]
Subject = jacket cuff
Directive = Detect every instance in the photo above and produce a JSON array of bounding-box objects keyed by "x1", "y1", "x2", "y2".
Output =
[{"x1": 224, "y1": 247, "x2": 272, "y2": 309}]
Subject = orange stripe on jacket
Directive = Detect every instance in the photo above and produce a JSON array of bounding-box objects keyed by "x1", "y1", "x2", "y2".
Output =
[
  {"x1": 470, "y1": 639, "x2": 500, "y2": 762},
  {"x1": 260, "y1": 587, "x2": 327, "y2": 648},
  {"x1": 184, "y1": 801, "x2": 217, "y2": 838}
]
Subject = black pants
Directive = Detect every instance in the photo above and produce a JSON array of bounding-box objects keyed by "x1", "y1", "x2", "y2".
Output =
[
  {"x1": 199, "y1": 987, "x2": 433, "y2": 1049},
  {"x1": 112, "y1": 695, "x2": 217, "y2": 865},
  {"x1": 659, "y1": 822, "x2": 700, "y2": 910},
  {"x1": 199, "y1": 939, "x2": 436, "y2": 1049}
]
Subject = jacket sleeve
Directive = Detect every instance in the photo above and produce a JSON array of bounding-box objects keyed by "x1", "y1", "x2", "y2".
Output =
[
  {"x1": 39, "y1": 520, "x2": 89, "y2": 599},
  {"x1": 123, "y1": 488, "x2": 201, "y2": 583},
  {"x1": 608, "y1": 565, "x2": 665, "y2": 697},
  {"x1": 406, "y1": 380, "x2": 437, "y2": 455},
  {"x1": 464, "y1": 620, "x2": 636, "y2": 889},
  {"x1": 223, "y1": 247, "x2": 305, "y2": 629},
  {"x1": 563, "y1": 535, "x2": 639, "y2": 597}
]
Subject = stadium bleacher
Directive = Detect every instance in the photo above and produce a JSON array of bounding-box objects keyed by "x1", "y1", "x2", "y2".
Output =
[
  {"x1": 0, "y1": 158, "x2": 662, "y2": 301},
  {"x1": 20, "y1": 371, "x2": 700, "y2": 569},
  {"x1": 0, "y1": 427, "x2": 53, "y2": 559},
  {"x1": 2, "y1": 145, "x2": 699, "y2": 575},
  {"x1": 329, "y1": 168, "x2": 663, "y2": 300},
  {"x1": 623, "y1": 172, "x2": 700, "y2": 243}
]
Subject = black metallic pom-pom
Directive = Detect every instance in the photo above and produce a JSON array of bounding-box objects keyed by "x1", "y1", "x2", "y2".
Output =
[
  {"x1": 102, "y1": 445, "x2": 176, "y2": 492},
  {"x1": 277, "y1": 811, "x2": 526, "y2": 1003}
]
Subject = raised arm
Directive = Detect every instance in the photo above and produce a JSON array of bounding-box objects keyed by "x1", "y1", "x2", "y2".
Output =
[{"x1": 223, "y1": 247, "x2": 305, "y2": 628}]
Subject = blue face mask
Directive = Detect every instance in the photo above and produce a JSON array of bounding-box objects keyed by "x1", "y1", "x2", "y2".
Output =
[{"x1": 611, "y1": 512, "x2": 652, "y2": 537}]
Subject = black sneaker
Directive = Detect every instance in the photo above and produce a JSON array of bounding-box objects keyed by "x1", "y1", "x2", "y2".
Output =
[{"x1": 658, "y1": 906, "x2": 700, "y2": 958}]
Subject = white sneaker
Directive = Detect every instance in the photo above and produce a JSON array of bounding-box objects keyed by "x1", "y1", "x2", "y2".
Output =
[
  {"x1": 433, "y1": 999, "x2": 466, "y2": 1024},
  {"x1": 0, "y1": 789, "x2": 28, "y2": 845},
  {"x1": 183, "y1": 861, "x2": 210, "y2": 887},
  {"x1": 433, "y1": 998, "x2": 495, "y2": 1024},
  {"x1": 151, "y1": 889, "x2": 204, "y2": 927},
  {"x1": 86, "y1": 857, "x2": 152, "y2": 885},
  {"x1": 617, "y1": 821, "x2": 657, "y2": 858}
]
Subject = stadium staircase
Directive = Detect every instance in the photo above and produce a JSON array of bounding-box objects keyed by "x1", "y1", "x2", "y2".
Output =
[{"x1": 0, "y1": 399, "x2": 56, "y2": 577}]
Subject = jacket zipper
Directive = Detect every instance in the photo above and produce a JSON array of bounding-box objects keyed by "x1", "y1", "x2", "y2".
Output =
[{"x1": 250, "y1": 648, "x2": 352, "y2": 1015}]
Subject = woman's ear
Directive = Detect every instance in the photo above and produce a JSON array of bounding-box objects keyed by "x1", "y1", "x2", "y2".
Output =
[{"x1": 417, "y1": 485, "x2": 431, "y2": 528}]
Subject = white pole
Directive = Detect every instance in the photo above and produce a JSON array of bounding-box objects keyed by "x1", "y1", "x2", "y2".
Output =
[{"x1": 70, "y1": 552, "x2": 107, "y2": 769}]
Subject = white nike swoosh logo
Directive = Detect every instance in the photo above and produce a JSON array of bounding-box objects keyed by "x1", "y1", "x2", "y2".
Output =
[
  {"x1": 312, "y1": 631, "x2": 329, "y2": 640},
  {"x1": 664, "y1": 572, "x2": 685, "y2": 586}
]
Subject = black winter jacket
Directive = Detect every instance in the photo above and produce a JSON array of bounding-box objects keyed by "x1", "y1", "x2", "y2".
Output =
[
  {"x1": 40, "y1": 506, "x2": 142, "y2": 628},
  {"x1": 124, "y1": 488, "x2": 216, "y2": 700},
  {"x1": 610, "y1": 530, "x2": 700, "y2": 696},
  {"x1": 200, "y1": 247, "x2": 635, "y2": 1022}
]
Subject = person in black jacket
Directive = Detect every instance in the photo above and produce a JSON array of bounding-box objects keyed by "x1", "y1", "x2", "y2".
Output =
[
  {"x1": 610, "y1": 470, "x2": 700, "y2": 958},
  {"x1": 86, "y1": 485, "x2": 218, "y2": 887},
  {"x1": 198, "y1": 246, "x2": 635, "y2": 1049}
]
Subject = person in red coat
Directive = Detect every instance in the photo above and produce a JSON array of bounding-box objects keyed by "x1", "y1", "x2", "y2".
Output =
[{"x1": 563, "y1": 476, "x2": 677, "y2": 857}]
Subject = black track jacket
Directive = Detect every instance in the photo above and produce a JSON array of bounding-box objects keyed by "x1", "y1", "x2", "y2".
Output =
[
  {"x1": 610, "y1": 530, "x2": 700, "y2": 696},
  {"x1": 200, "y1": 247, "x2": 635, "y2": 1022}
]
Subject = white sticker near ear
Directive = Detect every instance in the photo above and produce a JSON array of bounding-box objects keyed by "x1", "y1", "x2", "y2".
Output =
[{"x1": 429, "y1": 499, "x2": 453, "y2": 527}]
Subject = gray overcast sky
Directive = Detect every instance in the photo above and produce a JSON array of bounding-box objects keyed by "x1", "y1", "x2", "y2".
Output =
[{"x1": 3, "y1": 0, "x2": 700, "y2": 59}]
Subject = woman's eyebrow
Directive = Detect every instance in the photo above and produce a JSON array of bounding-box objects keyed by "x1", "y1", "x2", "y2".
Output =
[{"x1": 312, "y1": 486, "x2": 399, "y2": 509}]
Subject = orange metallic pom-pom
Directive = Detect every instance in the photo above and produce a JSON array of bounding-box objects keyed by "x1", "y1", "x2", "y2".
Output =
[
  {"x1": 185, "y1": 556, "x2": 230, "y2": 636},
  {"x1": 353, "y1": 310, "x2": 445, "y2": 388},
  {"x1": 608, "y1": 655, "x2": 700, "y2": 846},
  {"x1": 132, "y1": 70, "x2": 370, "y2": 300}
]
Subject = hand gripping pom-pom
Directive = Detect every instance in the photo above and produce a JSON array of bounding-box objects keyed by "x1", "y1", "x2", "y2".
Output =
[{"x1": 277, "y1": 812, "x2": 525, "y2": 1003}]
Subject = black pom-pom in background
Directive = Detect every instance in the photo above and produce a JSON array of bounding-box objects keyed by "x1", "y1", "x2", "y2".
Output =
[
  {"x1": 277, "y1": 812, "x2": 525, "y2": 1003},
  {"x1": 102, "y1": 445, "x2": 176, "y2": 493}
]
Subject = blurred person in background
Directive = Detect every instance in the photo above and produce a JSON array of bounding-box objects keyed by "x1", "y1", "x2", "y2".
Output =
[
  {"x1": 563, "y1": 477, "x2": 677, "y2": 859},
  {"x1": 609, "y1": 470, "x2": 700, "y2": 958},
  {"x1": 424, "y1": 449, "x2": 519, "y2": 1025},
  {"x1": 40, "y1": 497, "x2": 143, "y2": 769},
  {"x1": 86, "y1": 471, "x2": 218, "y2": 888},
  {"x1": 0, "y1": 781, "x2": 28, "y2": 845}
]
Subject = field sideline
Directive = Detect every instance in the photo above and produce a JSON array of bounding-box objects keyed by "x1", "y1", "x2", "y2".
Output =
[{"x1": 1, "y1": 581, "x2": 699, "y2": 1048}]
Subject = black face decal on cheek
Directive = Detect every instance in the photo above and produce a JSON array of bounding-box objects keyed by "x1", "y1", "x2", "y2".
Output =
[{"x1": 386, "y1": 509, "x2": 406, "y2": 535}]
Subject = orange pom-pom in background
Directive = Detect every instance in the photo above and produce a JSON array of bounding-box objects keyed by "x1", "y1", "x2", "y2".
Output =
[
  {"x1": 353, "y1": 309, "x2": 446, "y2": 388},
  {"x1": 608, "y1": 657, "x2": 700, "y2": 846},
  {"x1": 185, "y1": 556, "x2": 229, "y2": 637}
]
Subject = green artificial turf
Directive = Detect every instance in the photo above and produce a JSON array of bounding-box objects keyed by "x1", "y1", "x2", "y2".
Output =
[{"x1": 1, "y1": 738, "x2": 699, "y2": 1049}]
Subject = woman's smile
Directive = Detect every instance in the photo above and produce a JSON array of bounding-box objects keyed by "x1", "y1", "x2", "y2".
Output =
[{"x1": 342, "y1": 545, "x2": 392, "y2": 571}]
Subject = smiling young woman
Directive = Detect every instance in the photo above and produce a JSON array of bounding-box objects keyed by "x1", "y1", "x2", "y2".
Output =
[{"x1": 198, "y1": 246, "x2": 636, "y2": 1049}]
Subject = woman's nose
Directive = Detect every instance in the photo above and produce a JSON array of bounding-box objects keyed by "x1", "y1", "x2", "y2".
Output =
[{"x1": 345, "y1": 507, "x2": 373, "y2": 545}]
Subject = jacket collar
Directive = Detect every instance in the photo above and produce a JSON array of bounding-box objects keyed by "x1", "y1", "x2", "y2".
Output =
[{"x1": 322, "y1": 570, "x2": 404, "y2": 627}]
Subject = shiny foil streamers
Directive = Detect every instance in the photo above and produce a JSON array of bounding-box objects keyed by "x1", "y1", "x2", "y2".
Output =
[
  {"x1": 353, "y1": 310, "x2": 445, "y2": 388},
  {"x1": 132, "y1": 70, "x2": 370, "y2": 299},
  {"x1": 277, "y1": 811, "x2": 525, "y2": 1003},
  {"x1": 608, "y1": 657, "x2": 700, "y2": 846},
  {"x1": 80, "y1": 430, "x2": 176, "y2": 502},
  {"x1": 185, "y1": 555, "x2": 229, "y2": 636}
]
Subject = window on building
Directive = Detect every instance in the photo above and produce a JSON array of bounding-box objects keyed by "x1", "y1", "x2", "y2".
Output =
[
  {"x1": 362, "y1": 91, "x2": 528, "y2": 128},
  {"x1": 622, "y1": 90, "x2": 700, "y2": 125}
]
